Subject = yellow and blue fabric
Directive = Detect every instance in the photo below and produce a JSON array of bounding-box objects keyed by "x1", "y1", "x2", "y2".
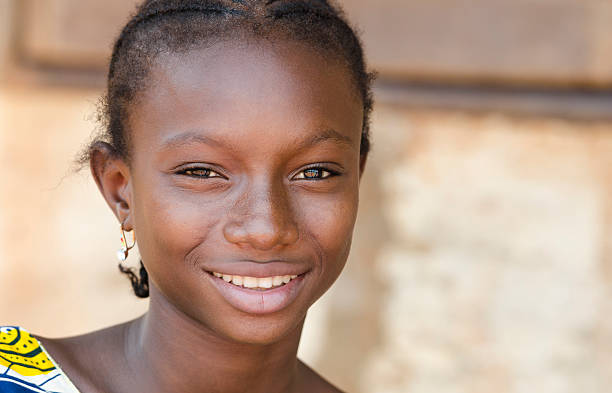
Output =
[{"x1": 0, "y1": 326, "x2": 79, "y2": 393}]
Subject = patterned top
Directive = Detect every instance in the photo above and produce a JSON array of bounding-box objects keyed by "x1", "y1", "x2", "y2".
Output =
[{"x1": 0, "y1": 326, "x2": 80, "y2": 393}]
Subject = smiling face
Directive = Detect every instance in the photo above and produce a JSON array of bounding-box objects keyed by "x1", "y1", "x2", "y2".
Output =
[{"x1": 104, "y1": 39, "x2": 365, "y2": 344}]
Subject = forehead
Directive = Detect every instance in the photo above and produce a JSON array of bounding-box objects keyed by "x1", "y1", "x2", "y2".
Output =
[{"x1": 127, "y1": 39, "x2": 363, "y2": 154}]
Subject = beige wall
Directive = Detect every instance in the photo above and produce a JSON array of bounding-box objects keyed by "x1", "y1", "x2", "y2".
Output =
[{"x1": 1, "y1": 1, "x2": 612, "y2": 392}]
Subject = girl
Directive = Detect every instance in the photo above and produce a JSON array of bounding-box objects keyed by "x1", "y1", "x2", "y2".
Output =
[{"x1": 0, "y1": 0, "x2": 374, "y2": 392}]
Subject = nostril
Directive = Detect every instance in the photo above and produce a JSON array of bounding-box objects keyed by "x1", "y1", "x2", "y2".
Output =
[{"x1": 223, "y1": 217, "x2": 298, "y2": 249}]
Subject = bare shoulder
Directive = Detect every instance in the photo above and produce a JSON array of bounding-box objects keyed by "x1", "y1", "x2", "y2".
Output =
[
  {"x1": 297, "y1": 359, "x2": 345, "y2": 393},
  {"x1": 35, "y1": 320, "x2": 134, "y2": 393}
]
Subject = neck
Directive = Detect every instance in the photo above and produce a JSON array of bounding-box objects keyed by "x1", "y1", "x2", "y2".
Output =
[{"x1": 124, "y1": 286, "x2": 303, "y2": 393}]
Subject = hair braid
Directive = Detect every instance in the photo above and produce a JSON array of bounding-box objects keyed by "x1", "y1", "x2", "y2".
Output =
[
  {"x1": 118, "y1": 260, "x2": 150, "y2": 298},
  {"x1": 109, "y1": 2, "x2": 230, "y2": 80}
]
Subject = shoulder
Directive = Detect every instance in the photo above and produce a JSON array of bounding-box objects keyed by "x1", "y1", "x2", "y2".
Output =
[
  {"x1": 0, "y1": 322, "x2": 132, "y2": 393},
  {"x1": 35, "y1": 322, "x2": 132, "y2": 393},
  {"x1": 297, "y1": 359, "x2": 345, "y2": 393},
  {"x1": 0, "y1": 325, "x2": 81, "y2": 393}
]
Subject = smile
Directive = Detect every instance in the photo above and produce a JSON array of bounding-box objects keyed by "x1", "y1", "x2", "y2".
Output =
[
  {"x1": 209, "y1": 272, "x2": 299, "y2": 290},
  {"x1": 205, "y1": 269, "x2": 307, "y2": 314}
]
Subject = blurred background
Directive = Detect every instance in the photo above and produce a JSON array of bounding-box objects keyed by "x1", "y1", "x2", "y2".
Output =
[{"x1": 1, "y1": 1, "x2": 612, "y2": 392}]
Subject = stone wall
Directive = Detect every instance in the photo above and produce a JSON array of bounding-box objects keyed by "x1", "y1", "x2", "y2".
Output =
[{"x1": 352, "y1": 108, "x2": 612, "y2": 392}]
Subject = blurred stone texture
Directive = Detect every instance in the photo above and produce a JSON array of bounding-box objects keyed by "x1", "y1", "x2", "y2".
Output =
[
  {"x1": 1, "y1": 1, "x2": 612, "y2": 392},
  {"x1": 356, "y1": 109, "x2": 612, "y2": 393}
]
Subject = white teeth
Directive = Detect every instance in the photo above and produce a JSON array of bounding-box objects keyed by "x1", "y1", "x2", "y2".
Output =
[
  {"x1": 258, "y1": 277, "x2": 273, "y2": 289},
  {"x1": 212, "y1": 272, "x2": 301, "y2": 289},
  {"x1": 243, "y1": 276, "x2": 258, "y2": 288}
]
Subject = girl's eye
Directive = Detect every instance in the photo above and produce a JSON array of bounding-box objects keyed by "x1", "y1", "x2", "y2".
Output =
[
  {"x1": 293, "y1": 167, "x2": 336, "y2": 180},
  {"x1": 179, "y1": 168, "x2": 223, "y2": 178}
]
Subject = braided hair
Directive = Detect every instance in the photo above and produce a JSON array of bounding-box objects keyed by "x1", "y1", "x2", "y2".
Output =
[{"x1": 89, "y1": 0, "x2": 375, "y2": 298}]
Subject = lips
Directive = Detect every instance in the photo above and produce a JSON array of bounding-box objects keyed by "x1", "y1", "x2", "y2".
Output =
[{"x1": 205, "y1": 270, "x2": 307, "y2": 314}]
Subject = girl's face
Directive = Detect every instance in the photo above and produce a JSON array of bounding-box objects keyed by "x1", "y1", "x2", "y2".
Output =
[{"x1": 122, "y1": 39, "x2": 364, "y2": 344}]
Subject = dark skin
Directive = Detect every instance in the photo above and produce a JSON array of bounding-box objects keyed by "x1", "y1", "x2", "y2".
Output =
[{"x1": 38, "y1": 38, "x2": 367, "y2": 393}]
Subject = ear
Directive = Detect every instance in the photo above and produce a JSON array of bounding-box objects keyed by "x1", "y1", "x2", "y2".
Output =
[
  {"x1": 358, "y1": 154, "x2": 368, "y2": 181},
  {"x1": 90, "y1": 142, "x2": 134, "y2": 230}
]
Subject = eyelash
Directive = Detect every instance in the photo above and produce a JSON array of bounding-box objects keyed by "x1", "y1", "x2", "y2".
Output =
[
  {"x1": 178, "y1": 167, "x2": 224, "y2": 179},
  {"x1": 292, "y1": 166, "x2": 338, "y2": 180},
  {"x1": 176, "y1": 165, "x2": 339, "y2": 180}
]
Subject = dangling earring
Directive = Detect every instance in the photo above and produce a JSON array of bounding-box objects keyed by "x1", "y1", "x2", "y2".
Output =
[{"x1": 117, "y1": 224, "x2": 136, "y2": 262}]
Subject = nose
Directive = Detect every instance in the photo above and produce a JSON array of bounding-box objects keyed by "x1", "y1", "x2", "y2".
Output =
[{"x1": 223, "y1": 180, "x2": 299, "y2": 250}]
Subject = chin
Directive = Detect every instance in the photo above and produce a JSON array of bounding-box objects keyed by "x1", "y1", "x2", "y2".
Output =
[{"x1": 215, "y1": 312, "x2": 307, "y2": 346}]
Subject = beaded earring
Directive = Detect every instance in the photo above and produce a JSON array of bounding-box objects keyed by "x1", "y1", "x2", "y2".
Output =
[{"x1": 117, "y1": 224, "x2": 136, "y2": 262}]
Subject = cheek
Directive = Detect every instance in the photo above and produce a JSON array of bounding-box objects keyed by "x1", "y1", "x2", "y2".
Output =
[
  {"x1": 130, "y1": 173, "x2": 223, "y2": 284},
  {"x1": 296, "y1": 186, "x2": 359, "y2": 279}
]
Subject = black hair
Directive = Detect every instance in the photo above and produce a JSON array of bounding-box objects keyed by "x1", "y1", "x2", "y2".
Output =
[{"x1": 87, "y1": 0, "x2": 375, "y2": 298}]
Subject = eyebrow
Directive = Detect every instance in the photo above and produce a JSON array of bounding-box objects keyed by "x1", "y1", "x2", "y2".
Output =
[
  {"x1": 303, "y1": 128, "x2": 355, "y2": 150},
  {"x1": 161, "y1": 132, "x2": 229, "y2": 150},
  {"x1": 160, "y1": 128, "x2": 356, "y2": 151}
]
